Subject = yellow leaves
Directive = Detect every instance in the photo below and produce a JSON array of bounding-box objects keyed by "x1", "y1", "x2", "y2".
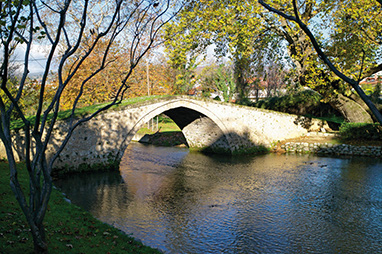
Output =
[
  {"x1": 59, "y1": 40, "x2": 127, "y2": 110},
  {"x1": 327, "y1": 0, "x2": 381, "y2": 81},
  {"x1": 165, "y1": 0, "x2": 267, "y2": 67},
  {"x1": 235, "y1": 4, "x2": 245, "y2": 12}
]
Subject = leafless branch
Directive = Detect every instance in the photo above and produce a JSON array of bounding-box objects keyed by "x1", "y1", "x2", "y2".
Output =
[
  {"x1": 33, "y1": 2, "x2": 71, "y2": 135},
  {"x1": 1, "y1": 1, "x2": 182, "y2": 252},
  {"x1": 33, "y1": 2, "x2": 54, "y2": 44}
]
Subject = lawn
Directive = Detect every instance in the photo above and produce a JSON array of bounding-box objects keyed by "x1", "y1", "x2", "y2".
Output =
[
  {"x1": 10, "y1": 95, "x2": 171, "y2": 130},
  {"x1": 136, "y1": 114, "x2": 181, "y2": 135},
  {"x1": 0, "y1": 162, "x2": 161, "y2": 254}
]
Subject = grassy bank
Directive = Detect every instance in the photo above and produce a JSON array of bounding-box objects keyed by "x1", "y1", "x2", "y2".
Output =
[
  {"x1": 11, "y1": 95, "x2": 170, "y2": 130},
  {"x1": 135, "y1": 115, "x2": 187, "y2": 147},
  {"x1": 0, "y1": 162, "x2": 161, "y2": 254},
  {"x1": 136, "y1": 114, "x2": 181, "y2": 135}
]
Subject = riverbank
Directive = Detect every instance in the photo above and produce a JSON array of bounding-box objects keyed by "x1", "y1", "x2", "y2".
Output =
[
  {"x1": 0, "y1": 162, "x2": 161, "y2": 254},
  {"x1": 134, "y1": 131, "x2": 188, "y2": 147},
  {"x1": 137, "y1": 130, "x2": 382, "y2": 157},
  {"x1": 275, "y1": 132, "x2": 382, "y2": 157}
]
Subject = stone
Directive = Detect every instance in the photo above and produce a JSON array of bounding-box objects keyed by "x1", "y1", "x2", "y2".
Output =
[{"x1": 2, "y1": 96, "x2": 382, "y2": 172}]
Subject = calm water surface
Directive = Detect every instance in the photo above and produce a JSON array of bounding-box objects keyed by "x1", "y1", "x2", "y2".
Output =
[{"x1": 55, "y1": 143, "x2": 382, "y2": 253}]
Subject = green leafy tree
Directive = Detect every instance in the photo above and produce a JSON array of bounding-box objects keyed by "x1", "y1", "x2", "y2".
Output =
[
  {"x1": 199, "y1": 63, "x2": 236, "y2": 102},
  {"x1": 174, "y1": 56, "x2": 198, "y2": 95},
  {"x1": 214, "y1": 64, "x2": 236, "y2": 102},
  {"x1": 164, "y1": 0, "x2": 273, "y2": 102},
  {"x1": 166, "y1": 0, "x2": 382, "y2": 122},
  {"x1": 259, "y1": 0, "x2": 382, "y2": 124},
  {"x1": 257, "y1": 0, "x2": 369, "y2": 122},
  {"x1": 164, "y1": 1, "x2": 325, "y2": 103}
]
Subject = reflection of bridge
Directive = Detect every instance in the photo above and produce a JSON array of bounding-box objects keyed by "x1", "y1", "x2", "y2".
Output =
[{"x1": 5, "y1": 96, "x2": 321, "y2": 171}]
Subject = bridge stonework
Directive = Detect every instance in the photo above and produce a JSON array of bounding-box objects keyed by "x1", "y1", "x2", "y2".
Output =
[{"x1": 2, "y1": 96, "x2": 323, "y2": 171}]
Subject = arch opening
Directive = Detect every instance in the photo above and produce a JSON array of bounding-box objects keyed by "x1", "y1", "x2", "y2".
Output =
[
  {"x1": 133, "y1": 113, "x2": 189, "y2": 148},
  {"x1": 162, "y1": 107, "x2": 232, "y2": 153},
  {"x1": 131, "y1": 106, "x2": 232, "y2": 154}
]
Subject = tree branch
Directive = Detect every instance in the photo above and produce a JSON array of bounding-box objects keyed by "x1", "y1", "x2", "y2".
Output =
[{"x1": 258, "y1": 0, "x2": 382, "y2": 124}]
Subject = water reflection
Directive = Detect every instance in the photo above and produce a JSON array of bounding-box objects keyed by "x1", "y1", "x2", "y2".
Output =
[{"x1": 55, "y1": 143, "x2": 382, "y2": 253}]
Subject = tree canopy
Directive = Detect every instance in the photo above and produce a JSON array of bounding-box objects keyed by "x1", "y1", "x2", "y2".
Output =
[
  {"x1": 165, "y1": 0, "x2": 382, "y2": 122},
  {"x1": 164, "y1": 0, "x2": 278, "y2": 100},
  {"x1": 259, "y1": 0, "x2": 382, "y2": 124}
]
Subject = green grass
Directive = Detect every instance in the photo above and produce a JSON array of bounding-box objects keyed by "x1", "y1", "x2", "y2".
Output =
[
  {"x1": 11, "y1": 95, "x2": 170, "y2": 130},
  {"x1": 0, "y1": 162, "x2": 161, "y2": 254},
  {"x1": 304, "y1": 114, "x2": 345, "y2": 124},
  {"x1": 136, "y1": 115, "x2": 181, "y2": 135}
]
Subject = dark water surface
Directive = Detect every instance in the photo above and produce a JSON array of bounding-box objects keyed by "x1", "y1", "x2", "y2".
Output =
[{"x1": 55, "y1": 143, "x2": 382, "y2": 253}]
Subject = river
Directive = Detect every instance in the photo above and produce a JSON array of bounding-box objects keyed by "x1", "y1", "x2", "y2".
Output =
[{"x1": 55, "y1": 142, "x2": 382, "y2": 253}]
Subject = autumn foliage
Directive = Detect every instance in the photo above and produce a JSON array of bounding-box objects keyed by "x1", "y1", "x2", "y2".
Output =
[{"x1": 58, "y1": 39, "x2": 175, "y2": 110}]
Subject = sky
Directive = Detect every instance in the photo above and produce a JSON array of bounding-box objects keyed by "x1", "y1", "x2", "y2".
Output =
[{"x1": 13, "y1": 44, "x2": 51, "y2": 76}]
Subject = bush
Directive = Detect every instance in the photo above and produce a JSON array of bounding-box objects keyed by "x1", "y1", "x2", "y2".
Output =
[
  {"x1": 253, "y1": 89, "x2": 339, "y2": 117},
  {"x1": 339, "y1": 122, "x2": 382, "y2": 140}
]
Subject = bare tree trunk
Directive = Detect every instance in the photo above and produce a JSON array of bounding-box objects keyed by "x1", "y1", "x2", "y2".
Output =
[
  {"x1": 1, "y1": 1, "x2": 180, "y2": 253},
  {"x1": 234, "y1": 56, "x2": 250, "y2": 103},
  {"x1": 31, "y1": 224, "x2": 48, "y2": 254},
  {"x1": 5, "y1": 134, "x2": 51, "y2": 253}
]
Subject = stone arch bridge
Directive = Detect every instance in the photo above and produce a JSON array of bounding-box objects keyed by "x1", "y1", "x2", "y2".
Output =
[{"x1": 5, "y1": 96, "x2": 325, "y2": 171}]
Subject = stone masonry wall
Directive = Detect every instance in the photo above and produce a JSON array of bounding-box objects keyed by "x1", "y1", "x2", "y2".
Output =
[
  {"x1": 279, "y1": 133, "x2": 382, "y2": 157},
  {"x1": 1, "y1": 96, "x2": 322, "y2": 171},
  {"x1": 281, "y1": 142, "x2": 382, "y2": 157}
]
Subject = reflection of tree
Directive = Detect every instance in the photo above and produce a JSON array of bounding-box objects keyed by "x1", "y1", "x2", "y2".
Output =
[{"x1": 55, "y1": 171, "x2": 129, "y2": 214}]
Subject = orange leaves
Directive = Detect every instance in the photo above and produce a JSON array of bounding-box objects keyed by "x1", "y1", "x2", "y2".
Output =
[
  {"x1": 59, "y1": 40, "x2": 129, "y2": 110},
  {"x1": 127, "y1": 55, "x2": 176, "y2": 98}
]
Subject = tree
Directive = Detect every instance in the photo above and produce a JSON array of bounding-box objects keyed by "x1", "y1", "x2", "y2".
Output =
[
  {"x1": 164, "y1": 28, "x2": 201, "y2": 95},
  {"x1": 143, "y1": 53, "x2": 177, "y2": 96},
  {"x1": 257, "y1": 0, "x2": 373, "y2": 122},
  {"x1": 258, "y1": 61, "x2": 287, "y2": 98},
  {"x1": 215, "y1": 65, "x2": 236, "y2": 102},
  {"x1": 258, "y1": 0, "x2": 382, "y2": 125},
  {"x1": 165, "y1": 0, "x2": 381, "y2": 122},
  {"x1": 59, "y1": 38, "x2": 128, "y2": 110},
  {"x1": 125, "y1": 52, "x2": 176, "y2": 97},
  {"x1": 164, "y1": 0, "x2": 276, "y2": 102},
  {"x1": 199, "y1": 63, "x2": 237, "y2": 102},
  {"x1": 0, "y1": 0, "x2": 179, "y2": 253}
]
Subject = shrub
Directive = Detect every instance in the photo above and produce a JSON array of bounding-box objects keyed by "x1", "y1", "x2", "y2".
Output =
[
  {"x1": 253, "y1": 89, "x2": 337, "y2": 117},
  {"x1": 339, "y1": 122, "x2": 382, "y2": 140}
]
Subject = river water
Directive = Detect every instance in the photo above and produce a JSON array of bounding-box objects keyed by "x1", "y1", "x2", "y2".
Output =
[{"x1": 55, "y1": 142, "x2": 382, "y2": 253}]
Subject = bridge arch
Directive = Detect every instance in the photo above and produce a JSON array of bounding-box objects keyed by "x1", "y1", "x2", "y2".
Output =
[
  {"x1": 119, "y1": 99, "x2": 235, "y2": 157},
  {"x1": 1, "y1": 96, "x2": 312, "y2": 172}
]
